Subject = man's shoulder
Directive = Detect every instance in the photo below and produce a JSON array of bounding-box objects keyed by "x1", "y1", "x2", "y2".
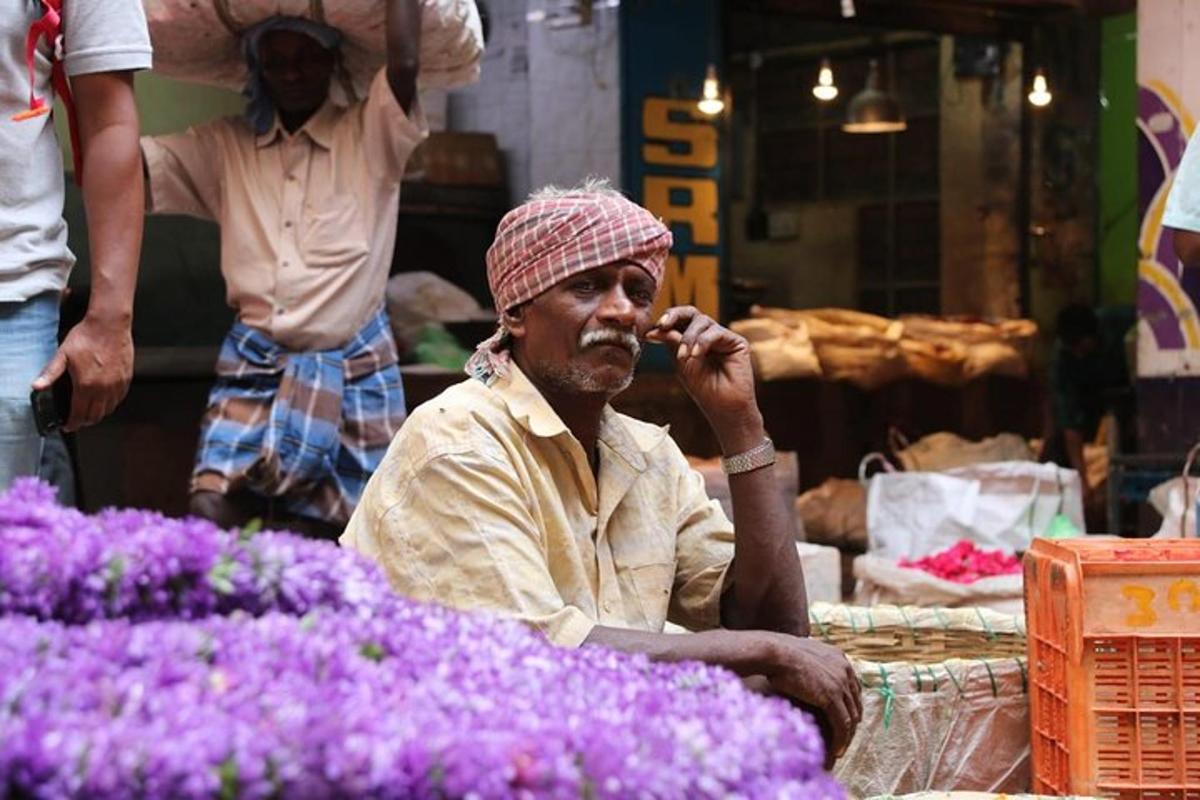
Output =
[{"x1": 399, "y1": 377, "x2": 523, "y2": 462}]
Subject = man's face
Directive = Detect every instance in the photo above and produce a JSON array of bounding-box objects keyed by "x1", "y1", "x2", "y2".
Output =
[
  {"x1": 509, "y1": 261, "x2": 658, "y2": 397},
  {"x1": 258, "y1": 30, "x2": 336, "y2": 117}
]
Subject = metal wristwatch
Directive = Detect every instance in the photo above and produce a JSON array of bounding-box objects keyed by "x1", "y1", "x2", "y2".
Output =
[{"x1": 720, "y1": 437, "x2": 776, "y2": 475}]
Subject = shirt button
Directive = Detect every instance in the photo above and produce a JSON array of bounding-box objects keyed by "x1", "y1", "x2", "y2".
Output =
[
  {"x1": 284, "y1": 220, "x2": 293, "y2": 228},
  {"x1": 281, "y1": 260, "x2": 289, "y2": 268},
  {"x1": 275, "y1": 307, "x2": 285, "y2": 315}
]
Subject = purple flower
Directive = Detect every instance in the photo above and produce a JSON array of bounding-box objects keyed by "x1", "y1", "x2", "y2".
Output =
[{"x1": 0, "y1": 480, "x2": 843, "y2": 798}]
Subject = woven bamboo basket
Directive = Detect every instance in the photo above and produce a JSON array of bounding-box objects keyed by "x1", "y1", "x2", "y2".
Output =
[{"x1": 808, "y1": 602, "x2": 1027, "y2": 664}]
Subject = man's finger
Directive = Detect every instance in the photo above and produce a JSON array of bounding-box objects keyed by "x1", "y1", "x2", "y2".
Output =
[
  {"x1": 676, "y1": 317, "x2": 713, "y2": 359},
  {"x1": 826, "y1": 694, "x2": 854, "y2": 758},
  {"x1": 32, "y1": 350, "x2": 68, "y2": 391}
]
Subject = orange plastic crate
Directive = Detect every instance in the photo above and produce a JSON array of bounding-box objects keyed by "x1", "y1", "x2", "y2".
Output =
[{"x1": 1025, "y1": 538, "x2": 1200, "y2": 798}]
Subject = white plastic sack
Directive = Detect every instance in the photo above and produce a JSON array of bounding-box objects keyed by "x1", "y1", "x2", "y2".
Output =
[
  {"x1": 852, "y1": 554, "x2": 1024, "y2": 614},
  {"x1": 1150, "y1": 476, "x2": 1200, "y2": 538},
  {"x1": 144, "y1": 0, "x2": 484, "y2": 96},
  {"x1": 865, "y1": 459, "x2": 1085, "y2": 560},
  {"x1": 836, "y1": 658, "x2": 1031, "y2": 796},
  {"x1": 796, "y1": 543, "x2": 842, "y2": 604}
]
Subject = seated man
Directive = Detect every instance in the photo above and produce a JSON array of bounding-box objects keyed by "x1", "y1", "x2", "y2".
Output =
[{"x1": 342, "y1": 180, "x2": 862, "y2": 757}]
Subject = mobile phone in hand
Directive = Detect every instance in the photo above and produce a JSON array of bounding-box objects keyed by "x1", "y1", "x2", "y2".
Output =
[{"x1": 30, "y1": 372, "x2": 72, "y2": 436}]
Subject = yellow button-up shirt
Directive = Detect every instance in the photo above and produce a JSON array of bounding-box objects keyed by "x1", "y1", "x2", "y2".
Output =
[
  {"x1": 141, "y1": 70, "x2": 427, "y2": 350},
  {"x1": 340, "y1": 364, "x2": 736, "y2": 647}
]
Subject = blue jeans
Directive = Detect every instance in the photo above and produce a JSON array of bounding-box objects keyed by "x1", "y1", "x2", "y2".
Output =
[{"x1": 0, "y1": 293, "x2": 59, "y2": 491}]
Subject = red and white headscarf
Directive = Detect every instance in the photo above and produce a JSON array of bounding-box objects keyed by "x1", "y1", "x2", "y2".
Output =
[{"x1": 467, "y1": 185, "x2": 673, "y2": 381}]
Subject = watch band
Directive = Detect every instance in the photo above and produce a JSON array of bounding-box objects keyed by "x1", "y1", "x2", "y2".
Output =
[{"x1": 720, "y1": 437, "x2": 776, "y2": 475}]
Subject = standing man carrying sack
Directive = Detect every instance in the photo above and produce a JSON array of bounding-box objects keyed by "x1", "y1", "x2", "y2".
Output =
[
  {"x1": 2, "y1": 0, "x2": 151, "y2": 490},
  {"x1": 140, "y1": 1, "x2": 429, "y2": 538}
]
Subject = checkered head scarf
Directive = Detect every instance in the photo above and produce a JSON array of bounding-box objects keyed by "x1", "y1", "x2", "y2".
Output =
[{"x1": 466, "y1": 182, "x2": 673, "y2": 382}]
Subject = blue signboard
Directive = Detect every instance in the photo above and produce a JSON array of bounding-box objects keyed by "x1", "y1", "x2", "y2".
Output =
[{"x1": 621, "y1": 0, "x2": 724, "y2": 321}]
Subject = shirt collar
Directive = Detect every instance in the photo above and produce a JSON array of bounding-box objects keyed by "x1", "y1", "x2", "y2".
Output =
[
  {"x1": 491, "y1": 363, "x2": 656, "y2": 472},
  {"x1": 254, "y1": 100, "x2": 338, "y2": 150}
]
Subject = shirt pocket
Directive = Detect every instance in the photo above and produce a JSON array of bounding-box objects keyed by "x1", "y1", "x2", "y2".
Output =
[
  {"x1": 301, "y1": 195, "x2": 370, "y2": 269},
  {"x1": 627, "y1": 562, "x2": 674, "y2": 632}
]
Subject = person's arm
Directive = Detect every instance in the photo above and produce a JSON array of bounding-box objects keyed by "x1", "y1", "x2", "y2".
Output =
[
  {"x1": 385, "y1": 0, "x2": 421, "y2": 114},
  {"x1": 645, "y1": 305, "x2": 808, "y2": 636},
  {"x1": 584, "y1": 624, "x2": 861, "y2": 759},
  {"x1": 1174, "y1": 228, "x2": 1200, "y2": 268},
  {"x1": 33, "y1": 72, "x2": 142, "y2": 430}
]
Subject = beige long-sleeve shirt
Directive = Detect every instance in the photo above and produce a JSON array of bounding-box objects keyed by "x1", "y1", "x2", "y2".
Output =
[
  {"x1": 141, "y1": 69, "x2": 427, "y2": 350},
  {"x1": 340, "y1": 363, "x2": 736, "y2": 647}
]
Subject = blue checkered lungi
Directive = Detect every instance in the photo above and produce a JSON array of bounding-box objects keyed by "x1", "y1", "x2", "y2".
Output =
[{"x1": 192, "y1": 307, "x2": 405, "y2": 523}]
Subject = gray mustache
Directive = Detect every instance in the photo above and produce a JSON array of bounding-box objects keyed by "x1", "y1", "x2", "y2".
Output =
[{"x1": 580, "y1": 328, "x2": 641, "y2": 358}]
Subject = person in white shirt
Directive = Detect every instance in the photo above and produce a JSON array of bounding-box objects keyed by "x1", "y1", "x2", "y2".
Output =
[{"x1": 0, "y1": 0, "x2": 151, "y2": 491}]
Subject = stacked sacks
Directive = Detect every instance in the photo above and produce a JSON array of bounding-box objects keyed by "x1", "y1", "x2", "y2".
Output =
[
  {"x1": 899, "y1": 315, "x2": 1037, "y2": 381},
  {"x1": 0, "y1": 479, "x2": 844, "y2": 798},
  {"x1": 740, "y1": 306, "x2": 1039, "y2": 388}
]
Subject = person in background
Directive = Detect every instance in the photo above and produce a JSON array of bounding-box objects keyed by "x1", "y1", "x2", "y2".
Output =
[
  {"x1": 1, "y1": 1, "x2": 151, "y2": 491},
  {"x1": 341, "y1": 181, "x2": 862, "y2": 762},
  {"x1": 1043, "y1": 303, "x2": 1135, "y2": 521},
  {"x1": 140, "y1": 0, "x2": 426, "y2": 538},
  {"x1": 1166, "y1": 128, "x2": 1200, "y2": 267}
]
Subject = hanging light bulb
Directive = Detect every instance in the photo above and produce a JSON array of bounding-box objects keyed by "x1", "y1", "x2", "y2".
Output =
[
  {"x1": 1028, "y1": 69, "x2": 1052, "y2": 107},
  {"x1": 812, "y1": 58, "x2": 838, "y2": 102},
  {"x1": 697, "y1": 64, "x2": 725, "y2": 116},
  {"x1": 843, "y1": 58, "x2": 906, "y2": 134}
]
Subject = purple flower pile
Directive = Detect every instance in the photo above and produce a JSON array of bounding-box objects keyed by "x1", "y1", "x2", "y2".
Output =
[{"x1": 0, "y1": 480, "x2": 844, "y2": 799}]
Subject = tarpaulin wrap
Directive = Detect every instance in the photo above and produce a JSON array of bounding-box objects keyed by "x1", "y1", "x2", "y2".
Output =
[
  {"x1": 143, "y1": 0, "x2": 483, "y2": 95},
  {"x1": 836, "y1": 658, "x2": 1031, "y2": 797}
]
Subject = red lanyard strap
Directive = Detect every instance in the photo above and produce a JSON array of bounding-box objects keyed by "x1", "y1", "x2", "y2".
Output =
[{"x1": 11, "y1": 0, "x2": 83, "y2": 184}]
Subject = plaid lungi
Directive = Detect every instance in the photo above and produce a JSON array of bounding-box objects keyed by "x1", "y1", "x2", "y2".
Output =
[{"x1": 193, "y1": 307, "x2": 405, "y2": 524}]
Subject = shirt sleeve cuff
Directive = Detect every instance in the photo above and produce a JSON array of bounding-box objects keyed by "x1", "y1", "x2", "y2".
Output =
[
  {"x1": 64, "y1": 46, "x2": 153, "y2": 77},
  {"x1": 529, "y1": 606, "x2": 596, "y2": 649}
]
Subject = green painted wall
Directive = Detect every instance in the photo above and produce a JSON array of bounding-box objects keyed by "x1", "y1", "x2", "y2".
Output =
[{"x1": 1098, "y1": 12, "x2": 1137, "y2": 305}]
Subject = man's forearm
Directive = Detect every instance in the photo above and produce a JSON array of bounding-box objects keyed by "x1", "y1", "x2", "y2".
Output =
[
  {"x1": 584, "y1": 624, "x2": 776, "y2": 675},
  {"x1": 385, "y1": 0, "x2": 421, "y2": 113},
  {"x1": 714, "y1": 413, "x2": 809, "y2": 637},
  {"x1": 76, "y1": 72, "x2": 143, "y2": 324}
]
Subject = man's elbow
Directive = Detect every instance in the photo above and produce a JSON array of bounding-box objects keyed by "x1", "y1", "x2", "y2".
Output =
[{"x1": 1173, "y1": 228, "x2": 1200, "y2": 268}]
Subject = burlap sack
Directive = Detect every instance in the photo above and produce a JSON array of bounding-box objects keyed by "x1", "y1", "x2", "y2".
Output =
[
  {"x1": 750, "y1": 306, "x2": 907, "y2": 389},
  {"x1": 853, "y1": 554, "x2": 1025, "y2": 615},
  {"x1": 794, "y1": 479, "x2": 867, "y2": 550},
  {"x1": 891, "y1": 431, "x2": 1035, "y2": 473},
  {"x1": 836, "y1": 658, "x2": 1031, "y2": 796},
  {"x1": 730, "y1": 317, "x2": 822, "y2": 381},
  {"x1": 898, "y1": 338, "x2": 967, "y2": 386},
  {"x1": 143, "y1": 0, "x2": 483, "y2": 96},
  {"x1": 901, "y1": 315, "x2": 1037, "y2": 381}
]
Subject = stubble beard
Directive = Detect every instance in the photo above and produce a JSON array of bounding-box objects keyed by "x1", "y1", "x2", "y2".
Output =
[{"x1": 534, "y1": 328, "x2": 642, "y2": 397}]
